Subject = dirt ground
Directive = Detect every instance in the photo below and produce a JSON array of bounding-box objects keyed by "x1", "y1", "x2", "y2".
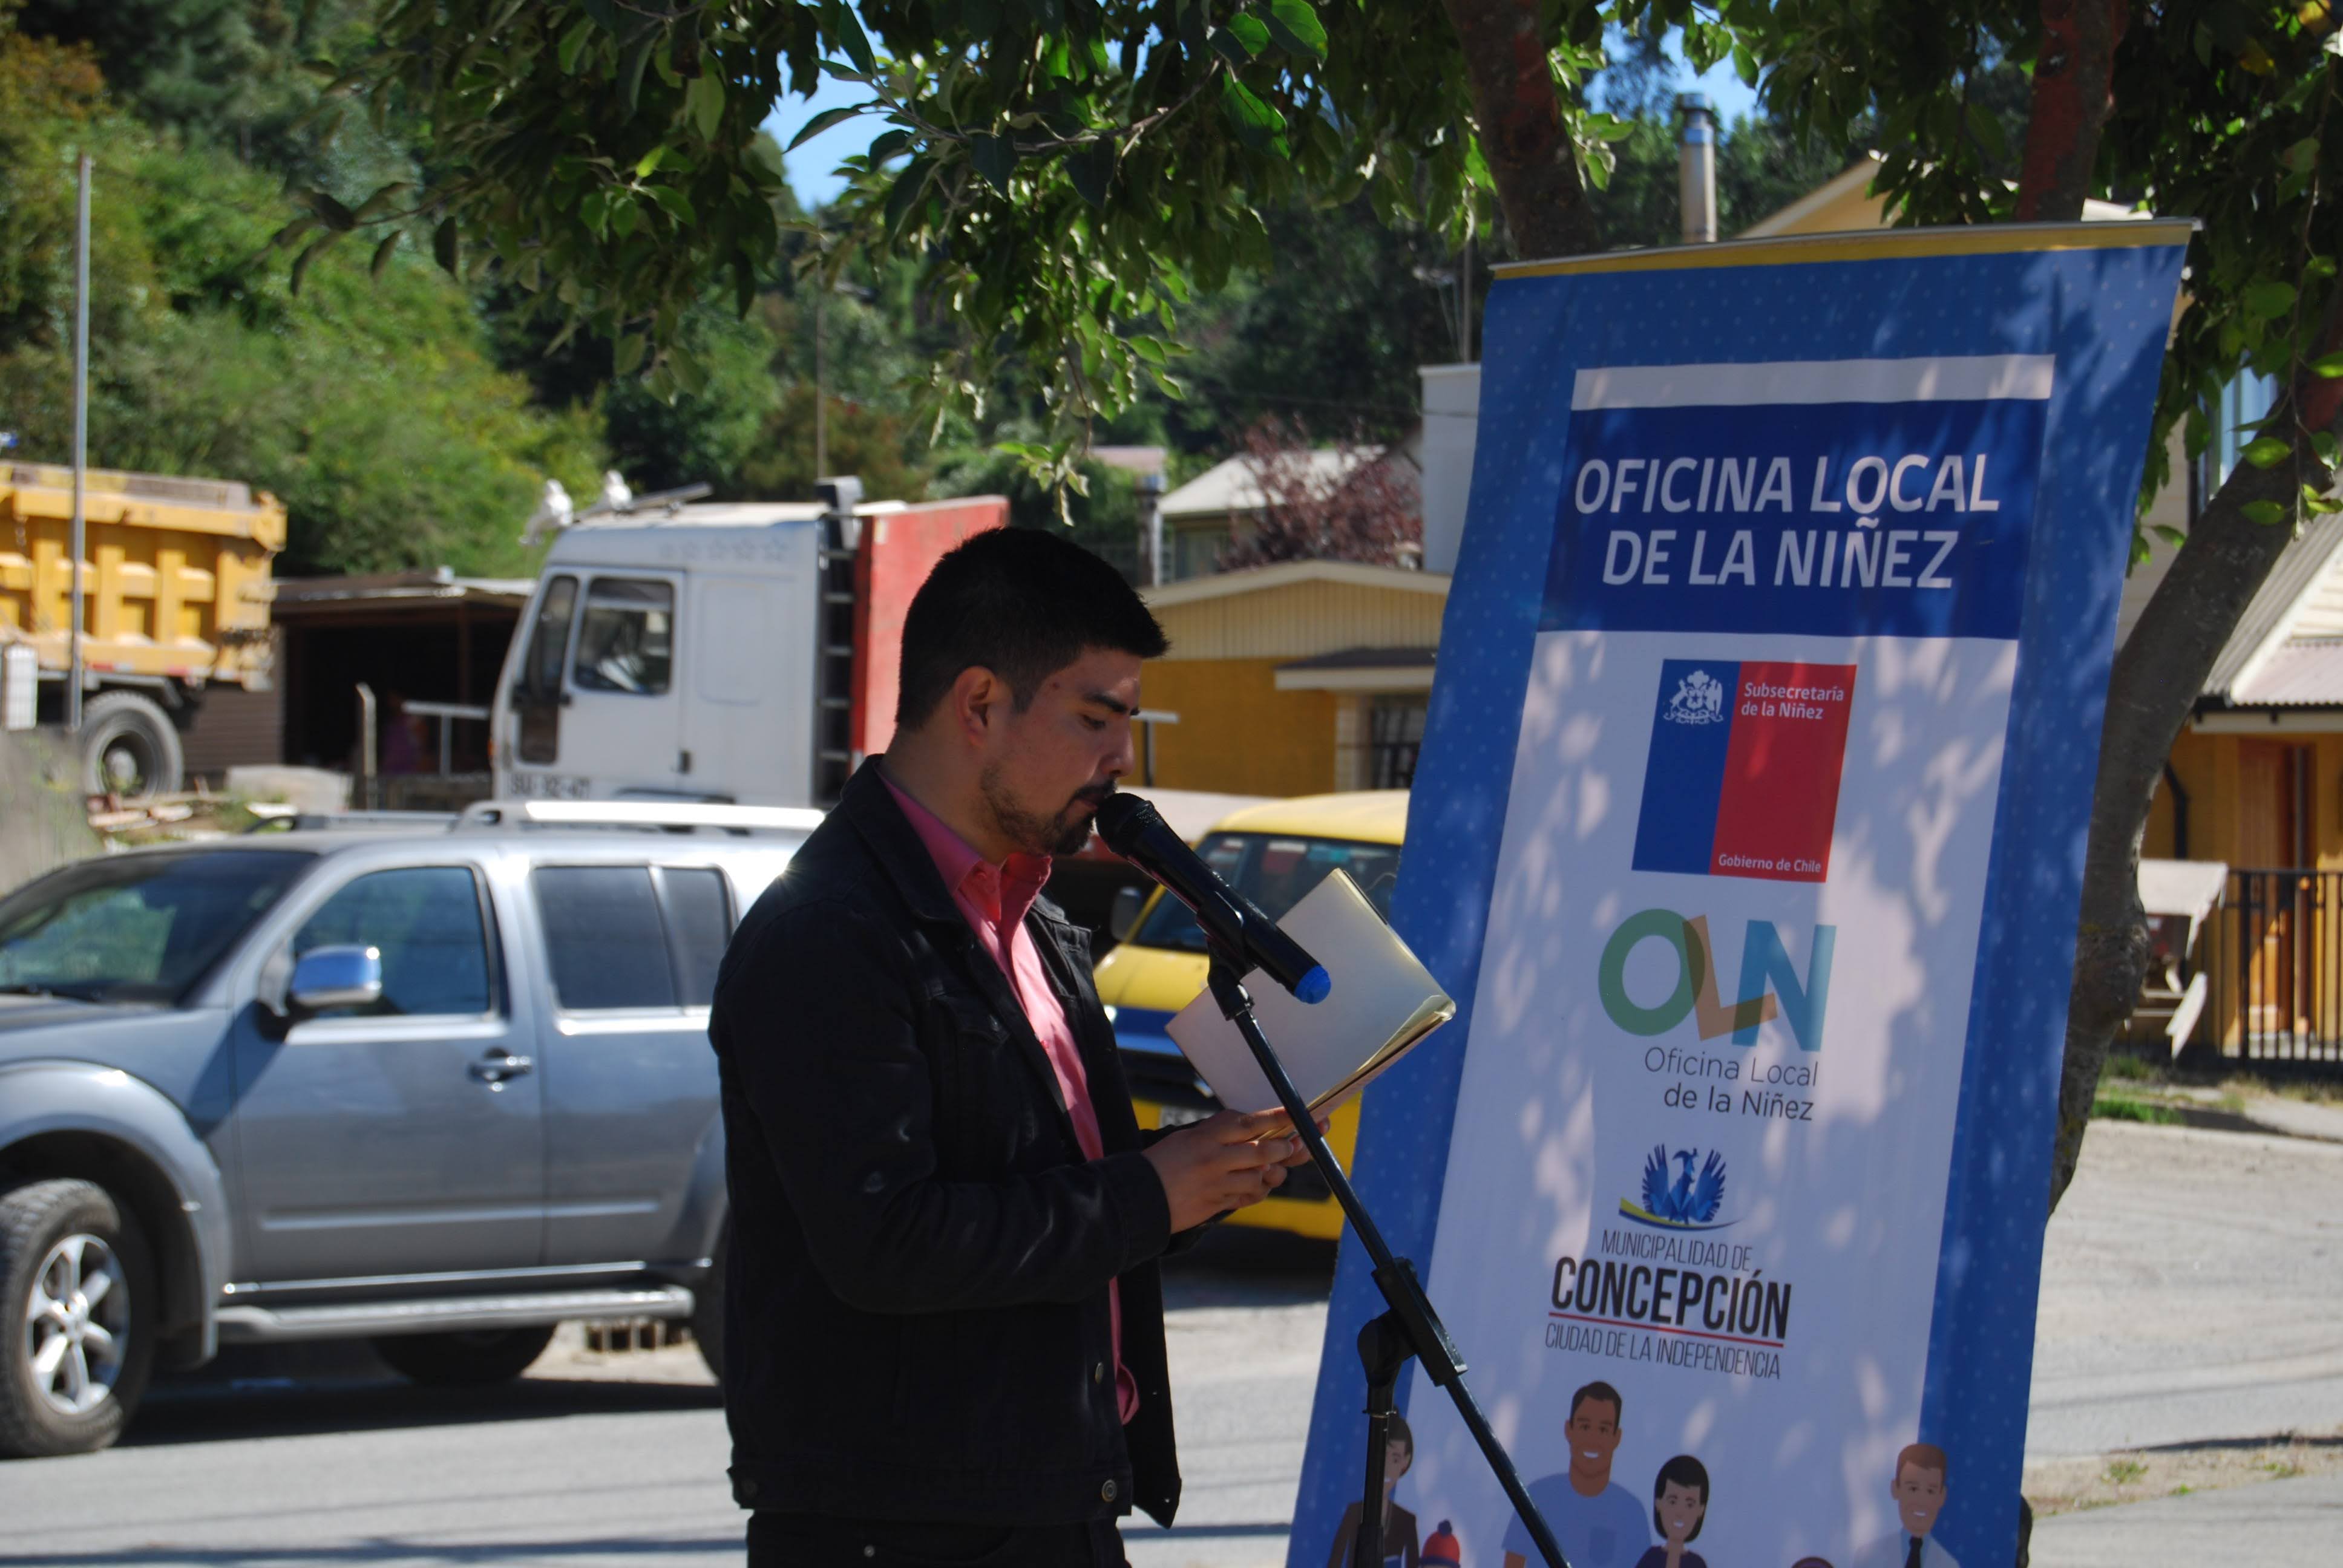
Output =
[{"x1": 2025, "y1": 1429, "x2": 2343, "y2": 1517}]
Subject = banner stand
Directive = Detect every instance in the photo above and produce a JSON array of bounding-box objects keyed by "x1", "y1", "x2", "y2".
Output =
[{"x1": 1202, "y1": 958, "x2": 1571, "y2": 1568}]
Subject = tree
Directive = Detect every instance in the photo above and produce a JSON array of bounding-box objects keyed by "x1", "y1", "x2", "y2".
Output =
[
  {"x1": 353, "y1": 0, "x2": 2343, "y2": 1241},
  {"x1": 1217, "y1": 414, "x2": 1421, "y2": 570}
]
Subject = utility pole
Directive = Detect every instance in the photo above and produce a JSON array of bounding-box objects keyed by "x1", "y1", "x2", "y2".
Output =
[
  {"x1": 813, "y1": 285, "x2": 828, "y2": 482},
  {"x1": 68, "y1": 150, "x2": 90, "y2": 734}
]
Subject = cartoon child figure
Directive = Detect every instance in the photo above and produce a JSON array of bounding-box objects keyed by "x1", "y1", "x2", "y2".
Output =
[
  {"x1": 1501, "y1": 1381, "x2": 1652, "y2": 1568},
  {"x1": 1851, "y1": 1443, "x2": 1959, "y2": 1568},
  {"x1": 1631, "y1": 1454, "x2": 1711, "y2": 1568},
  {"x1": 1328, "y1": 1413, "x2": 1422, "y2": 1568}
]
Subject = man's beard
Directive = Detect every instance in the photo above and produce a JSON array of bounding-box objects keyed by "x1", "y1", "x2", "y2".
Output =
[{"x1": 980, "y1": 765, "x2": 1106, "y2": 857}]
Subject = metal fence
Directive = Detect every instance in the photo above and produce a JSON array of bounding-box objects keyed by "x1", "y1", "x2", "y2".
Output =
[{"x1": 2206, "y1": 868, "x2": 2343, "y2": 1067}]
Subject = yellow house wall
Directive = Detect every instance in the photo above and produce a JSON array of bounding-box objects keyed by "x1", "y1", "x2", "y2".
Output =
[
  {"x1": 1139, "y1": 658, "x2": 1337, "y2": 797},
  {"x1": 1150, "y1": 579, "x2": 1447, "y2": 663}
]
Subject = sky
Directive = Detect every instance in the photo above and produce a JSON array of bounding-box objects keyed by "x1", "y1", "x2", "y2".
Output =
[{"x1": 761, "y1": 28, "x2": 1763, "y2": 212}]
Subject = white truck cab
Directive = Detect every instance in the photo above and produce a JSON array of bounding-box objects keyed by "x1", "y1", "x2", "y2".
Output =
[{"x1": 490, "y1": 489, "x2": 1004, "y2": 808}]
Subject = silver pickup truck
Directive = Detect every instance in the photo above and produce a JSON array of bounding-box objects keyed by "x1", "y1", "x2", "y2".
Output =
[{"x1": 0, "y1": 805, "x2": 807, "y2": 1457}]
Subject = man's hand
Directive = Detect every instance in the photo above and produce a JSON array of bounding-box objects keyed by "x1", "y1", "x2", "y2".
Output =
[{"x1": 1143, "y1": 1110, "x2": 1314, "y2": 1232}]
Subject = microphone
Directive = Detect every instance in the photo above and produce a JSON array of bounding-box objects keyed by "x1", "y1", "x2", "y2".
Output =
[{"x1": 1094, "y1": 790, "x2": 1331, "y2": 1004}]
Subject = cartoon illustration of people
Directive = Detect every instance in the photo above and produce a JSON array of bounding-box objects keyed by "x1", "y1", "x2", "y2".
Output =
[
  {"x1": 1850, "y1": 1443, "x2": 1959, "y2": 1568},
  {"x1": 1422, "y1": 1520, "x2": 1461, "y2": 1568},
  {"x1": 1631, "y1": 1454, "x2": 1711, "y2": 1568},
  {"x1": 1327, "y1": 1413, "x2": 1421, "y2": 1568},
  {"x1": 1499, "y1": 1380, "x2": 1652, "y2": 1568}
]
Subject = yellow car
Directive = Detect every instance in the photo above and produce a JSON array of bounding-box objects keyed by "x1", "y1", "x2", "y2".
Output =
[{"x1": 1093, "y1": 791, "x2": 1409, "y2": 1241}]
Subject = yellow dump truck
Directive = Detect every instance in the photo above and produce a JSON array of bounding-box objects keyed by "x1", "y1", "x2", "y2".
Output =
[{"x1": 0, "y1": 463, "x2": 284, "y2": 793}]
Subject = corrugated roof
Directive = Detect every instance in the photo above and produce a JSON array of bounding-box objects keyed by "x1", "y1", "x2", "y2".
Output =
[
  {"x1": 2229, "y1": 638, "x2": 2343, "y2": 705},
  {"x1": 1276, "y1": 646, "x2": 1436, "y2": 672},
  {"x1": 2203, "y1": 509, "x2": 2343, "y2": 697}
]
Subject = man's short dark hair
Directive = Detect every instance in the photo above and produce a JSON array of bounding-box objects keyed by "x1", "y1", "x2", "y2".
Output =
[
  {"x1": 1384, "y1": 1412, "x2": 1414, "y2": 1457},
  {"x1": 1568, "y1": 1380, "x2": 1622, "y2": 1422},
  {"x1": 896, "y1": 527, "x2": 1168, "y2": 728}
]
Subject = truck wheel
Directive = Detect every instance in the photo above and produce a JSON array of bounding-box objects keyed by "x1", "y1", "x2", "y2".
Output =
[
  {"x1": 80, "y1": 691, "x2": 183, "y2": 797},
  {"x1": 372, "y1": 1324, "x2": 555, "y2": 1387},
  {"x1": 692, "y1": 1226, "x2": 726, "y2": 1381},
  {"x1": 0, "y1": 1179, "x2": 157, "y2": 1459}
]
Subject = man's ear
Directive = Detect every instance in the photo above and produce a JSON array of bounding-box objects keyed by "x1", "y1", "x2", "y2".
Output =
[{"x1": 949, "y1": 665, "x2": 1006, "y2": 744}]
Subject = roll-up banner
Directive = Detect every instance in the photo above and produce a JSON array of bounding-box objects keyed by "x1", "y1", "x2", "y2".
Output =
[{"x1": 1291, "y1": 223, "x2": 2191, "y2": 1568}]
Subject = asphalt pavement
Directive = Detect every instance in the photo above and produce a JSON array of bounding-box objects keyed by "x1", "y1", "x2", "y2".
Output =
[{"x1": 4, "y1": 1122, "x2": 2341, "y2": 1568}]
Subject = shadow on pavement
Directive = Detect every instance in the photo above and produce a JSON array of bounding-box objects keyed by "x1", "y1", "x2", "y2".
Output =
[{"x1": 133, "y1": 1341, "x2": 720, "y2": 1448}]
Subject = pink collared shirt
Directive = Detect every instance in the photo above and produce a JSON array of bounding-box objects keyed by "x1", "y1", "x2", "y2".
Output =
[{"x1": 881, "y1": 771, "x2": 1139, "y2": 1424}]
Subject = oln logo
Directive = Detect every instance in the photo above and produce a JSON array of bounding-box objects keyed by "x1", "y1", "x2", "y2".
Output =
[{"x1": 1598, "y1": 909, "x2": 1836, "y2": 1051}]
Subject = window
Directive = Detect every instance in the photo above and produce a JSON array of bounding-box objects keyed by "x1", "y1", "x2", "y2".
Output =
[
  {"x1": 0, "y1": 850, "x2": 313, "y2": 1004},
  {"x1": 657, "y1": 867, "x2": 733, "y2": 1007},
  {"x1": 517, "y1": 575, "x2": 577, "y2": 765},
  {"x1": 572, "y1": 578, "x2": 674, "y2": 695},
  {"x1": 1368, "y1": 695, "x2": 1427, "y2": 789},
  {"x1": 536, "y1": 866, "x2": 673, "y2": 1008},
  {"x1": 533, "y1": 864, "x2": 738, "y2": 1011},
  {"x1": 293, "y1": 867, "x2": 493, "y2": 1019},
  {"x1": 1131, "y1": 833, "x2": 1403, "y2": 955}
]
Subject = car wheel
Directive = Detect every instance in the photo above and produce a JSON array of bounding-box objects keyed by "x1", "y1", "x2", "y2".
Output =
[
  {"x1": 79, "y1": 691, "x2": 184, "y2": 797},
  {"x1": 371, "y1": 1324, "x2": 556, "y2": 1387},
  {"x1": 692, "y1": 1226, "x2": 726, "y2": 1382},
  {"x1": 0, "y1": 1178, "x2": 158, "y2": 1459}
]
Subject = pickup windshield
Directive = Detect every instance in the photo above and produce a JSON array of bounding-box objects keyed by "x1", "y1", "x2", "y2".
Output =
[
  {"x1": 1129, "y1": 832, "x2": 1402, "y2": 954},
  {"x1": 0, "y1": 849, "x2": 315, "y2": 1004}
]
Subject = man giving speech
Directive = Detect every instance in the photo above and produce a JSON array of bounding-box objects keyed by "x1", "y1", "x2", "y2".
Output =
[{"x1": 709, "y1": 527, "x2": 1309, "y2": 1567}]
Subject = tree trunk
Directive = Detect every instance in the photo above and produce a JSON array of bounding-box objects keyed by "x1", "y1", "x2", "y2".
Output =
[
  {"x1": 1438, "y1": 0, "x2": 1599, "y2": 259},
  {"x1": 2013, "y1": 0, "x2": 2129, "y2": 221},
  {"x1": 2054, "y1": 309, "x2": 2343, "y2": 1211}
]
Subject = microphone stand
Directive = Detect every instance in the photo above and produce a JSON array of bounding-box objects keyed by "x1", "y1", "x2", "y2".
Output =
[{"x1": 1203, "y1": 958, "x2": 1569, "y2": 1568}]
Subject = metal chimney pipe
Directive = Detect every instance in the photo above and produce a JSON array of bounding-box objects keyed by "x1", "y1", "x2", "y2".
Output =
[{"x1": 1677, "y1": 93, "x2": 1719, "y2": 246}]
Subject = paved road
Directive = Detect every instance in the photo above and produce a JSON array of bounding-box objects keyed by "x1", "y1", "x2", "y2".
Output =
[
  {"x1": 0, "y1": 1230, "x2": 1331, "y2": 1568},
  {"x1": 2026, "y1": 1120, "x2": 2343, "y2": 1459},
  {"x1": 7, "y1": 1122, "x2": 2342, "y2": 1568}
]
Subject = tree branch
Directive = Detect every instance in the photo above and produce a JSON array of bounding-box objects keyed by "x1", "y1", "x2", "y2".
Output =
[
  {"x1": 2013, "y1": 0, "x2": 2128, "y2": 221},
  {"x1": 1437, "y1": 0, "x2": 1598, "y2": 258}
]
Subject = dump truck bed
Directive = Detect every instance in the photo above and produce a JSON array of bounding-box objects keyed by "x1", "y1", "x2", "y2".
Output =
[{"x1": 0, "y1": 463, "x2": 284, "y2": 688}]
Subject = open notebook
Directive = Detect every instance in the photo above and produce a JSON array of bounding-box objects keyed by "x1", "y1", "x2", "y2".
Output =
[{"x1": 1165, "y1": 868, "x2": 1455, "y2": 1135}]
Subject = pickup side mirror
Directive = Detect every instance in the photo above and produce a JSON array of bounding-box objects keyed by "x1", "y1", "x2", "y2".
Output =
[
  {"x1": 1108, "y1": 884, "x2": 1149, "y2": 944},
  {"x1": 286, "y1": 945, "x2": 383, "y2": 1018}
]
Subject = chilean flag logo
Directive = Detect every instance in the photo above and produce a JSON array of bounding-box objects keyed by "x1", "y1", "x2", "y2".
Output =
[{"x1": 1632, "y1": 658, "x2": 1856, "y2": 884}]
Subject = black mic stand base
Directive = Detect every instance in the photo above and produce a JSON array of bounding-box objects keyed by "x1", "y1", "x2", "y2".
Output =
[{"x1": 1203, "y1": 961, "x2": 1570, "y2": 1568}]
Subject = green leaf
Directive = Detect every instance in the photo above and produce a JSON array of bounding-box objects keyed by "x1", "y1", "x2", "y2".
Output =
[
  {"x1": 635, "y1": 145, "x2": 667, "y2": 177},
  {"x1": 2244, "y1": 279, "x2": 2297, "y2": 320},
  {"x1": 883, "y1": 156, "x2": 936, "y2": 237},
  {"x1": 1067, "y1": 140, "x2": 1114, "y2": 207},
  {"x1": 614, "y1": 332, "x2": 646, "y2": 375},
  {"x1": 369, "y1": 229, "x2": 401, "y2": 279},
  {"x1": 827, "y1": 0, "x2": 878, "y2": 75},
  {"x1": 619, "y1": 31, "x2": 655, "y2": 113},
  {"x1": 289, "y1": 234, "x2": 334, "y2": 295},
  {"x1": 309, "y1": 191, "x2": 358, "y2": 230},
  {"x1": 612, "y1": 198, "x2": 641, "y2": 238},
  {"x1": 431, "y1": 216, "x2": 459, "y2": 276},
  {"x1": 645, "y1": 185, "x2": 698, "y2": 224},
  {"x1": 2316, "y1": 431, "x2": 2342, "y2": 466},
  {"x1": 2310, "y1": 351, "x2": 2343, "y2": 377},
  {"x1": 1221, "y1": 14, "x2": 1268, "y2": 56},
  {"x1": 557, "y1": 18, "x2": 594, "y2": 74},
  {"x1": 868, "y1": 128, "x2": 913, "y2": 162},
  {"x1": 969, "y1": 132, "x2": 1015, "y2": 194},
  {"x1": 2243, "y1": 434, "x2": 2293, "y2": 468},
  {"x1": 1265, "y1": 0, "x2": 1327, "y2": 58},
  {"x1": 788, "y1": 104, "x2": 863, "y2": 151},
  {"x1": 2152, "y1": 524, "x2": 2188, "y2": 547},
  {"x1": 688, "y1": 71, "x2": 726, "y2": 140},
  {"x1": 2244, "y1": 499, "x2": 2292, "y2": 526},
  {"x1": 1219, "y1": 76, "x2": 1286, "y2": 156}
]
